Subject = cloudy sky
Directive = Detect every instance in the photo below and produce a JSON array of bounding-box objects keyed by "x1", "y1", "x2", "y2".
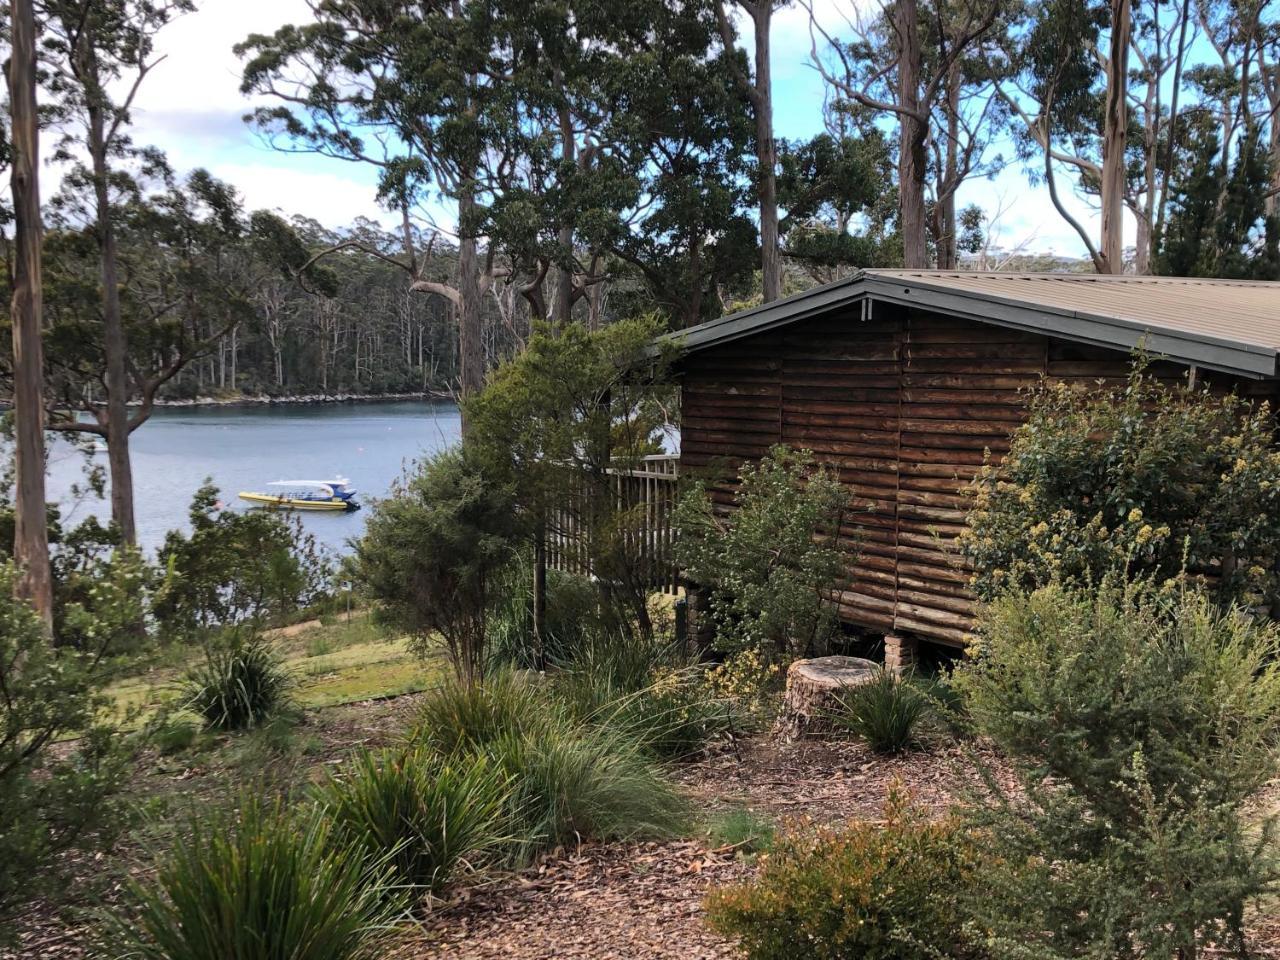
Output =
[{"x1": 106, "y1": 0, "x2": 1109, "y2": 258}]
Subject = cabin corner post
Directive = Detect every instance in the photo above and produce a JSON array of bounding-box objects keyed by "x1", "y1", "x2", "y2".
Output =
[{"x1": 884, "y1": 634, "x2": 918, "y2": 675}]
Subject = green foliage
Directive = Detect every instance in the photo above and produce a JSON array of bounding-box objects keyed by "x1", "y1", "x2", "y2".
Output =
[
  {"x1": 959, "y1": 363, "x2": 1280, "y2": 609},
  {"x1": 954, "y1": 580, "x2": 1280, "y2": 958},
  {"x1": 413, "y1": 672, "x2": 687, "y2": 864},
  {"x1": 704, "y1": 808, "x2": 775, "y2": 858},
  {"x1": 316, "y1": 746, "x2": 507, "y2": 894},
  {"x1": 150, "y1": 714, "x2": 199, "y2": 756},
  {"x1": 0, "y1": 563, "x2": 131, "y2": 934},
  {"x1": 553, "y1": 633, "x2": 734, "y2": 761},
  {"x1": 182, "y1": 637, "x2": 293, "y2": 731},
  {"x1": 1156, "y1": 117, "x2": 1280, "y2": 280},
  {"x1": 829, "y1": 667, "x2": 931, "y2": 754},
  {"x1": 464, "y1": 317, "x2": 677, "y2": 640},
  {"x1": 154, "y1": 482, "x2": 330, "y2": 641},
  {"x1": 489, "y1": 562, "x2": 604, "y2": 669},
  {"x1": 675, "y1": 445, "x2": 852, "y2": 661},
  {"x1": 350, "y1": 449, "x2": 519, "y2": 683},
  {"x1": 103, "y1": 794, "x2": 402, "y2": 960},
  {"x1": 706, "y1": 790, "x2": 987, "y2": 960}
]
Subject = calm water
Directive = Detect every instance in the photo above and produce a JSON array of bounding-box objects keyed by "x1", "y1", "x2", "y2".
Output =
[{"x1": 43, "y1": 401, "x2": 462, "y2": 556}]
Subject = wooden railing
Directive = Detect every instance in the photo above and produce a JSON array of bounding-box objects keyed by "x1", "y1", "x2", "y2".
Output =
[{"x1": 545, "y1": 454, "x2": 681, "y2": 595}]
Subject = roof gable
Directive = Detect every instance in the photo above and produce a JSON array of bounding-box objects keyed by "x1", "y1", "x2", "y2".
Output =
[{"x1": 669, "y1": 270, "x2": 1280, "y2": 378}]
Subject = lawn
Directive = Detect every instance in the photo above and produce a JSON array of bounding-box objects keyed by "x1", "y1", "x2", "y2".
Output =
[{"x1": 104, "y1": 612, "x2": 442, "y2": 723}]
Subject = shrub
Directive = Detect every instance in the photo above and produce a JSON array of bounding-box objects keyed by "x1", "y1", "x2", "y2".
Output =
[
  {"x1": 674, "y1": 445, "x2": 852, "y2": 662},
  {"x1": 480, "y1": 725, "x2": 688, "y2": 863},
  {"x1": 154, "y1": 482, "x2": 331, "y2": 641},
  {"x1": 104, "y1": 794, "x2": 402, "y2": 960},
  {"x1": 488, "y1": 562, "x2": 603, "y2": 668},
  {"x1": 706, "y1": 790, "x2": 987, "y2": 960},
  {"x1": 0, "y1": 563, "x2": 131, "y2": 935},
  {"x1": 959, "y1": 363, "x2": 1280, "y2": 608},
  {"x1": 413, "y1": 670, "x2": 557, "y2": 758},
  {"x1": 350, "y1": 449, "x2": 519, "y2": 683},
  {"x1": 151, "y1": 714, "x2": 199, "y2": 755},
  {"x1": 954, "y1": 580, "x2": 1280, "y2": 958},
  {"x1": 414, "y1": 672, "x2": 687, "y2": 863},
  {"x1": 317, "y1": 746, "x2": 507, "y2": 893},
  {"x1": 554, "y1": 634, "x2": 734, "y2": 760},
  {"x1": 182, "y1": 637, "x2": 293, "y2": 731},
  {"x1": 463, "y1": 317, "x2": 678, "y2": 640},
  {"x1": 828, "y1": 667, "x2": 930, "y2": 754}
]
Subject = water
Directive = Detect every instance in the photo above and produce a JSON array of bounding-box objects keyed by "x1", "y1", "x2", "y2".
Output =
[{"x1": 43, "y1": 400, "x2": 462, "y2": 557}]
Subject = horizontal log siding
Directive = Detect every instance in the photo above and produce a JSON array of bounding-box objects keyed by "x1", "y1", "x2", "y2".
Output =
[{"x1": 678, "y1": 304, "x2": 1275, "y2": 649}]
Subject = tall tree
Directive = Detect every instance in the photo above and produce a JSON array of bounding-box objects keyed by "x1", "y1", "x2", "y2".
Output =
[
  {"x1": 6, "y1": 0, "x2": 53, "y2": 627},
  {"x1": 238, "y1": 0, "x2": 516, "y2": 422},
  {"x1": 808, "y1": 0, "x2": 1003, "y2": 268},
  {"x1": 716, "y1": 0, "x2": 784, "y2": 301},
  {"x1": 996, "y1": 0, "x2": 1132, "y2": 273},
  {"x1": 42, "y1": 0, "x2": 192, "y2": 545}
]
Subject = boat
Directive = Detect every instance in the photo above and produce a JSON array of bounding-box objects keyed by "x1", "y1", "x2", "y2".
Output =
[{"x1": 238, "y1": 478, "x2": 360, "y2": 512}]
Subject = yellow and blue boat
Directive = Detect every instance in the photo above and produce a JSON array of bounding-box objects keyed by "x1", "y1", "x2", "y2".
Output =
[{"x1": 238, "y1": 478, "x2": 360, "y2": 512}]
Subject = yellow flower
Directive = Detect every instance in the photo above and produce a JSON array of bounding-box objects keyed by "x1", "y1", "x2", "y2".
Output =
[
  {"x1": 1127, "y1": 507, "x2": 1143, "y2": 523},
  {"x1": 1135, "y1": 524, "x2": 1154, "y2": 545}
]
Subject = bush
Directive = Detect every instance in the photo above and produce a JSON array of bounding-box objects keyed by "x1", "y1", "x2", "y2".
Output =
[
  {"x1": 413, "y1": 672, "x2": 687, "y2": 864},
  {"x1": 828, "y1": 667, "x2": 930, "y2": 754},
  {"x1": 317, "y1": 746, "x2": 507, "y2": 893},
  {"x1": 954, "y1": 580, "x2": 1280, "y2": 958},
  {"x1": 674, "y1": 445, "x2": 852, "y2": 662},
  {"x1": 554, "y1": 634, "x2": 734, "y2": 760},
  {"x1": 154, "y1": 482, "x2": 331, "y2": 641},
  {"x1": 182, "y1": 637, "x2": 293, "y2": 731},
  {"x1": 0, "y1": 563, "x2": 131, "y2": 934},
  {"x1": 706, "y1": 790, "x2": 987, "y2": 960},
  {"x1": 104, "y1": 794, "x2": 402, "y2": 960},
  {"x1": 350, "y1": 449, "x2": 519, "y2": 683},
  {"x1": 488, "y1": 562, "x2": 603, "y2": 668},
  {"x1": 959, "y1": 363, "x2": 1280, "y2": 609}
]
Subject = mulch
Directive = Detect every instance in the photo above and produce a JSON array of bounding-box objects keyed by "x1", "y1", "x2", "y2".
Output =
[{"x1": 6, "y1": 700, "x2": 1279, "y2": 960}]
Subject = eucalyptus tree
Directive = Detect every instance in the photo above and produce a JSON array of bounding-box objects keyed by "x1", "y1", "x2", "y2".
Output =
[
  {"x1": 806, "y1": 0, "x2": 1004, "y2": 269},
  {"x1": 239, "y1": 0, "x2": 520, "y2": 420},
  {"x1": 42, "y1": 170, "x2": 324, "y2": 459},
  {"x1": 776, "y1": 103, "x2": 900, "y2": 281},
  {"x1": 715, "y1": 0, "x2": 785, "y2": 301},
  {"x1": 40, "y1": 0, "x2": 193, "y2": 545},
  {"x1": 5, "y1": 0, "x2": 53, "y2": 626}
]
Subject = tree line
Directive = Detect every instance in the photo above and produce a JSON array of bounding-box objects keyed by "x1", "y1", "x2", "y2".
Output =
[{"x1": 5, "y1": 0, "x2": 1280, "y2": 622}]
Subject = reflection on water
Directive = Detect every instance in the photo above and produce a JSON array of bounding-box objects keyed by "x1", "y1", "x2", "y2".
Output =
[{"x1": 43, "y1": 401, "x2": 462, "y2": 557}]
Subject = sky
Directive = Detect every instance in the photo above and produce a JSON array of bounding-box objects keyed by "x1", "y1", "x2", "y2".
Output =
[{"x1": 105, "y1": 0, "x2": 1113, "y2": 259}]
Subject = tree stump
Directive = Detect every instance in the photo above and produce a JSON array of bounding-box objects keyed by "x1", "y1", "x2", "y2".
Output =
[{"x1": 780, "y1": 656, "x2": 878, "y2": 740}]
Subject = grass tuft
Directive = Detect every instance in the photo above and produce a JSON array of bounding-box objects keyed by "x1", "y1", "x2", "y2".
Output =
[
  {"x1": 829, "y1": 667, "x2": 930, "y2": 754},
  {"x1": 182, "y1": 638, "x2": 292, "y2": 731}
]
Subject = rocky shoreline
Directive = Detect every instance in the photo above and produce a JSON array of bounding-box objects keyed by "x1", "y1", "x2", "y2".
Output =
[{"x1": 135, "y1": 390, "x2": 454, "y2": 408}]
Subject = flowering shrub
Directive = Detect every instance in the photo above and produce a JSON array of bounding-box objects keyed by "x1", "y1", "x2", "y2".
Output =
[
  {"x1": 706, "y1": 788, "x2": 988, "y2": 960},
  {"x1": 674, "y1": 446, "x2": 852, "y2": 661},
  {"x1": 960, "y1": 363, "x2": 1280, "y2": 608}
]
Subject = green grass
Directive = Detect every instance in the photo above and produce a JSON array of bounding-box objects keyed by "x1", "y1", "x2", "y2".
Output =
[
  {"x1": 104, "y1": 614, "x2": 440, "y2": 726},
  {"x1": 704, "y1": 808, "x2": 775, "y2": 858}
]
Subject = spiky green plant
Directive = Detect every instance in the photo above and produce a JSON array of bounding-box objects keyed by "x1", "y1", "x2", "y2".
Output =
[
  {"x1": 829, "y1": 667, "x2": 930, "y2": 754},
  {"x1": 102, "y1": 795, "x2": 401, "y2": 960},
  {"x1": 317, "y1": 746, "x2": 508, "y2": 893},
  {"x1": 182, "y1": 637, "x2": 292, "y2": 731}
]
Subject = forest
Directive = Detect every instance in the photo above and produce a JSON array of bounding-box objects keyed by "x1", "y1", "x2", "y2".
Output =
[{"x1": 4, "y1": 0, "x2": 1280, "y2": 413}]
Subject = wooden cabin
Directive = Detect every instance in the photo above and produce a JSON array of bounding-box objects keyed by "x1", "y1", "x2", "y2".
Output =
[{"x1": 671, "y1": 270, "x2": 1280, "y2": 664}]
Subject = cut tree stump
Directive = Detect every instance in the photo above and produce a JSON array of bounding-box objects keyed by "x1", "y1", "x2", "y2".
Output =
[{"x1": 780, "y1": 655, "x2": 878, "y2": 740}]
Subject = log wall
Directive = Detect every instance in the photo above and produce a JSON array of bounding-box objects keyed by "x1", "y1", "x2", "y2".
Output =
[{"x1": 678, "y1": 303, "x2": 1271, "y2": 649}]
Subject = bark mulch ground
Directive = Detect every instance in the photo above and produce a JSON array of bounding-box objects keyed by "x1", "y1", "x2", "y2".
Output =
[{"x1": 7, "y1": 699, "x2": 1279, "y2": 960}]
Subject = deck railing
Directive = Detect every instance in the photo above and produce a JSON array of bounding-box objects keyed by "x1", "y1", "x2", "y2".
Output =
[{"x1": 545, "y1": 454, "x2": 681, "y2": 595}]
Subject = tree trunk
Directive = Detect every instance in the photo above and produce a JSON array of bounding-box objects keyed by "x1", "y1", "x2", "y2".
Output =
[
  {"x1": 457, "y1": 183, "x2": 485, "y2": 432},
  {"x1": 554, "y1": 100, "x2": 576, "y2": 325},
  {"x1": 936, "y1": 69, "x2": 961, "y2": 270},
  {"x1": 87, "y1": 85, "x2": 137, "y2": 545},
  {"x1": 753, "y1": 1, "x2": 782, "y2": 302},
  {"x1": 897, "y1": 0, "x2": 929, "y2": 269},
  {"x1": 8, "y1": 0, "x2": 53, "y2": 631},
  {"x1": 1100, "y1": 0, "x2": 1132, "y2": 274}
]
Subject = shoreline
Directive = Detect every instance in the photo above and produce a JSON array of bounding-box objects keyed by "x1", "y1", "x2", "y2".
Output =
[{"x1": 131, "y1": 390, "x2": 455, "y2": 408}]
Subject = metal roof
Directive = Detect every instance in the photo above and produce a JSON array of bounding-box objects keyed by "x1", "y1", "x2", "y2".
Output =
[{"x1": 668, "y1": 270, "x2": 1280, "y2": 378}]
